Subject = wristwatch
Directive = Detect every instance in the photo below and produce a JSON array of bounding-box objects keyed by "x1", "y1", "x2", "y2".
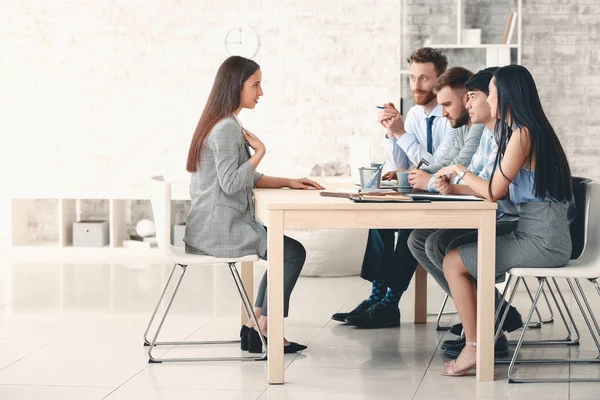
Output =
[{"x1": 457, "y1": 169, "x2": 469, "y2": 181}]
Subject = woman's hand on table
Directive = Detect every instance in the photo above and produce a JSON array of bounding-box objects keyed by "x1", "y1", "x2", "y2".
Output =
[{"x1": 287, "y1": 178, "x2": 325, "y2": 190}]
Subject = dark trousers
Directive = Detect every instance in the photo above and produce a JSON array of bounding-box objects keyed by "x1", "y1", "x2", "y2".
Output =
[
  {"x1": 360, "y1": 229, "x2": 418, "y2": 292},
  {"x1": 254, "y1": 232, "x2": 306, "y2": 317}
]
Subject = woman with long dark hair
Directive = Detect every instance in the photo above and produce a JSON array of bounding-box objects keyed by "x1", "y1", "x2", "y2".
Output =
[
  {"x1": 435, "y1": 64, "x2": 573, "y2": 376},
  {"x1": 184, "y1": 56, "x2": 323, "y2": 354}
]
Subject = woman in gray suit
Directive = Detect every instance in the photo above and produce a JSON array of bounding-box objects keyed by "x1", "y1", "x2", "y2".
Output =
[{"x1": 184, "y1": 56, "x2": 323, "y2": 354}]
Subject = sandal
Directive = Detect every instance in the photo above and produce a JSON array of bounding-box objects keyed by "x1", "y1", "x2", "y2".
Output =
[{"x1": 441, "y1": 341, "x2": 477, "y2": 377}]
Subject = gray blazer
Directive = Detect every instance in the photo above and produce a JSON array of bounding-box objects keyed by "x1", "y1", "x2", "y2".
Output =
[
  {"x1": 424, "y1": 123, "x2": 485, "y2": 173},
  {"x1": 184, "y1": 115, "x2": 267, "y2": 258}
]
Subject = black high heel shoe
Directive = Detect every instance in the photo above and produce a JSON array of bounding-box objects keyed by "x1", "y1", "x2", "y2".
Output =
[
  {"x1": 247, "y1": 327, "x2": 307, "y2": 354},
  {"x1": 240, "y1": 325, "x2": 250, "y2": 351}
]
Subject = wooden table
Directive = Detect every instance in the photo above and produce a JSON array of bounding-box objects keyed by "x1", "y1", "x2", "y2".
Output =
[{"x1": 242, "y1": 183, "x2": 498, "y2": 383}]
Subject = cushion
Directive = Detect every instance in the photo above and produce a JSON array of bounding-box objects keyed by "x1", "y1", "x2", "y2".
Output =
[{"x1": 285, "y1": 229, "x2": 368, "y2": 277}]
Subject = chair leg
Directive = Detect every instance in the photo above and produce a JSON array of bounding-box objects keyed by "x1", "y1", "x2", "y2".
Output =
[
  {"x1": 229, "y1": 263, "x2": 268, "y2": 355},
  {"x1": 508, "y1": 278, "x2": 544, "y2": 383},
  {"x1": 229, "y1": 263, "x2": 254, "y2": 323},
  {"x1": 523, "y1": 278, "x2": 545, "y2": 329},
  {"x1": 505, "y1": 278, "x2": 600, "y2": 383},
  {"x1": 550, "y1": 277, "x2": 581, "y2": 344},
  {"x1": 495, "y1": 275, "x2": 514, "y2": 327},
  {"x1": 545, "y1": 278, "x2": 577, "y2": 343},
  {"x1": 576, "y1": 279, "x2": 600, "y2": 343},
  {"x1": 435, "y1": 294, "x2": 452, "y2": 331},
  {"x1": 541, "y1": 285, "x2": 555, "y2": 324},
  {"x1": 143, "y1": 262, "x2": 179, "y2": 346},
  {"x1": 503, "y1": 277, "x2": 580, "y2": 350},
  {"x1": 146, "y1": 263, "x2": 266, "y2": 363},
  {"x1": 494, "y1": 276, "x2": 557, "y2": 349},
  {"x1": 568, "y1": 279, "x2": 600, "y2": 353},
  {"x1": 148, "y1": 264, "x2": 189, "y2": 363},
  {"x1": 495, "y1": 276, "x2": 521, "y2": 343}
]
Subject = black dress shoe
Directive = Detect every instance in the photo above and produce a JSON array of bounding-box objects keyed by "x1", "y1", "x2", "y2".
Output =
[
  {"x1": 441, "y1": 336, "x2": 465, "y2": 351},
  {"x1": 332, "y1": 299, "x2": 378, "y2": 322},
  {"x1": 240, "y1": 325, "x2": 250, "y2": 351},
  {"x1": 344, "y1": 302, "x2": 400, "y2": 329},
  {"x1": 449, "y1": 322, "x2": 464, "y2": 336},
  {"x1": 443, "y1": 335, "x2": 509, "y2": 358},
  {"x1": 247, "y1": 327, "x2": 307, "y2": 354},
  {"x1": 501, "y1": 305, "x2": 524, "y2": 333},
  {"x1": 449, "y1": 305, "x2": 524, "y2": 336}
]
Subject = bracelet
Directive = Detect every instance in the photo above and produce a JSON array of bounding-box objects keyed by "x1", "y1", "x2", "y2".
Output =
[{"x1": 457, "y1": 169, "x2": 469, "y2": 181}]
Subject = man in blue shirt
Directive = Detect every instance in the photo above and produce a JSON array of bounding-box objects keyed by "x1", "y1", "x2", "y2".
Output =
[{"x1": 332, "y1": 48, "x2": 458, "y2": 329}]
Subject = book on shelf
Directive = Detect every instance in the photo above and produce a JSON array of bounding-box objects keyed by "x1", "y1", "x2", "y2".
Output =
[{"x1": 502, "y1": 12, "x2": 518, "y2": 44}]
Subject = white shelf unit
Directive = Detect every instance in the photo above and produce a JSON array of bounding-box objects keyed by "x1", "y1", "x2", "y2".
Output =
[
  {"x1": 429, "y1": 0, "x2": 522, "y2": 67},
  {"x1": 428, "y1": 44, "x2": 518, "y2": 49},
  {"x1": 9, "y1": 183, "x2": 191, "y2": 259}
]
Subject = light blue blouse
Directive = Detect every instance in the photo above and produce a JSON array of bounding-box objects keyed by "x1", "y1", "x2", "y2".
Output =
[{"x1": 509, "y1": 168, "x2": 552, "y2": 205}]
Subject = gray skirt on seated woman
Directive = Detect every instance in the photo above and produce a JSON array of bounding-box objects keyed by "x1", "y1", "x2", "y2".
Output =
[{"x1": 457, "y1": 201, "x2": 571, "y2": 279}]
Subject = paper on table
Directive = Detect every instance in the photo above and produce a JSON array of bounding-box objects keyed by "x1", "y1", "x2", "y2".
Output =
[
  {"x1": 359, "y1": 194, "x2": 413, "y2": 201},
  {"x1": 379, "y1": 181, "x2": 398, "y2": 188},
  {"x1": 336, "y1": 188, "x2": 396, "y2": 194}
]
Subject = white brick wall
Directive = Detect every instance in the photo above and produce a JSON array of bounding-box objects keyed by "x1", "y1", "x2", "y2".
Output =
[
  {"x1": 2, "y1": 0, "x2": 599, "y2": 241},
  {"x1": 521, "y1": 0, "x2": 600, "y2": 180},
  {"x1": 1, "y1": 0, "x2": 400, "y2": 194}
]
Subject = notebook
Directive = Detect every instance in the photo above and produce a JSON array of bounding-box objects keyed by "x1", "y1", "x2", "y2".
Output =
[
  {"x1": 349, "y1": 194, "x2": 430, "y2": 203},
  {"x1": 320, "y1": 188, "x2": 399, "y2": 199}
]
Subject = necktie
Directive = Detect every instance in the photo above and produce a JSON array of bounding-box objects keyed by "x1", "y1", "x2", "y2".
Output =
[{"x1": 426, "y1": 116, "x2": 436, "y2": 154}]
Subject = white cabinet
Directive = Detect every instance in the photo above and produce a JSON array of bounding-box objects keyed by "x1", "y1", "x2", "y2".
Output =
[{"x1": 9, "y1": 183, "x2": 190, "y2": 260}]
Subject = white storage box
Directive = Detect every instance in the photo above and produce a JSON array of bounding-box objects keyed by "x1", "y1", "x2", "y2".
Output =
[{"x1": 73, "y1": 220, "x2": 109, "y2": 247}]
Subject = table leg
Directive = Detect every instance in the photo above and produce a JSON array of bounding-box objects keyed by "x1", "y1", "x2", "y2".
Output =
[
  {"x1": 267, "y1": 210, "x2": 285, "y2": 384},
  {"x1": 414, "y1": 265, "x2": 428, "y2": 324},
  {"x1": 476, "y1": 210, "x2": 497, "y2": 381},
  {"x1": 240, "y1": 262, "x2": 254, "y2": 325}
]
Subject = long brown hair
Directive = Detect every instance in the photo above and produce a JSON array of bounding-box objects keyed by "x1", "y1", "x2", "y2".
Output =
[{"x1": 186, "y1": 56, "x2": 260, "y2": 172}]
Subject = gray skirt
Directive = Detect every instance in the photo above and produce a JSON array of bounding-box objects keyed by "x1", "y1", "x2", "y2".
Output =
[{"x1": 457, "y1": 201, "x2": 572, "y2": 279}]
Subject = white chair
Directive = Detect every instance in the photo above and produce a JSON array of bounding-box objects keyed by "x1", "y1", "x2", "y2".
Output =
[
  {"x1": 496, "y1": 181, "x2": 600, "y2": 383},
  {"x1": 142, "y1": 176, "x2": 266, "y2": 363},
  {"x1": 435, "y1": 281, "x2": 555, "y2": 333},
  {"x1": 497, "y1": 177, "x2": 594, "y2": 346}
]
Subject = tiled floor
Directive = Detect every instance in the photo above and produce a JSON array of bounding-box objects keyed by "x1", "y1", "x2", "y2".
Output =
[{"x1": 1, "y1": 256, "x2": 599, "y2": 399}]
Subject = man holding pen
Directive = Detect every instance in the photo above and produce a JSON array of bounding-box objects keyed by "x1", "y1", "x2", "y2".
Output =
[{"x1": 331, "y1": 48, "x2": 459, "y2": 329}]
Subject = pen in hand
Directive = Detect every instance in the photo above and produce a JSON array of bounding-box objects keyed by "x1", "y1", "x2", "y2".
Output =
[{"x1": 416, "y1": 158, "x2": 429, "y2": 170}]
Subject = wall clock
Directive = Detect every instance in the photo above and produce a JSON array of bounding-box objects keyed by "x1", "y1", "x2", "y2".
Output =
[{"x1": 224, "y1": 25, "x2": 260, "y2": 59}]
